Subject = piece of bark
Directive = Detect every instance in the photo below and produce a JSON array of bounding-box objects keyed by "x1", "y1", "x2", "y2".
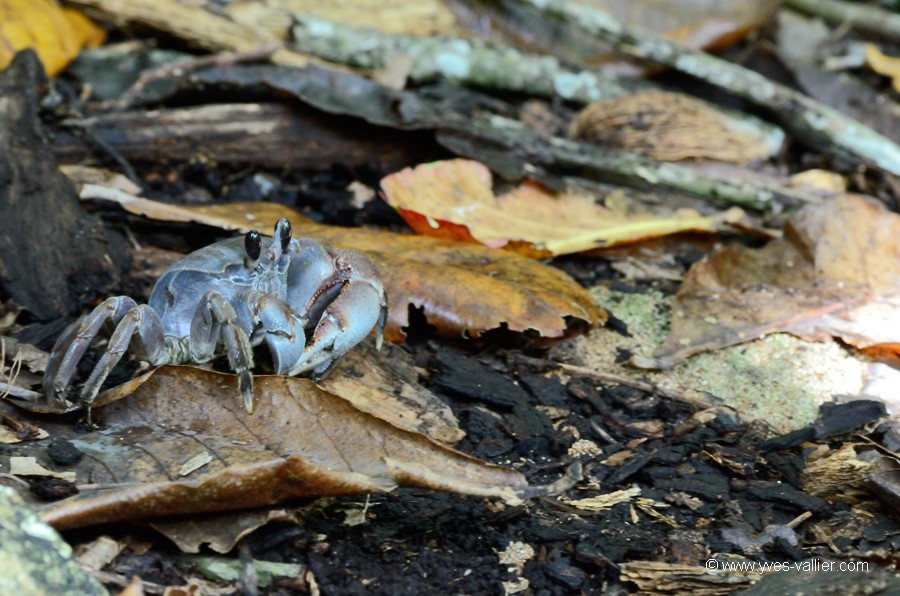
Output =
[
  {"x1": 0, "y1": 51, "x2": 125, "y2": 321},
  {"x1": 50, "y1": 103, "x2": 439, "y2": 170}
]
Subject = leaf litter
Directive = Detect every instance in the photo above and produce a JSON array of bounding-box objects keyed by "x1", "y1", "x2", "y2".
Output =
[{"x1": 4, "y1": 1, "x2": 900, "y2": 591}]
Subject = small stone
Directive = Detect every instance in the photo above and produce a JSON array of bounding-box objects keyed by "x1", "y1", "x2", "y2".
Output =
[
  {"x1": 546, "y1": 557, "x2": 586, "y2": 590},
  {"x1": 47, "y1": 438, "x2": 84, "y2": 466}
]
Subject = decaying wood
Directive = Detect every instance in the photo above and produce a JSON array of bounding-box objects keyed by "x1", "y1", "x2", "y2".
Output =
[
  {"x1": 520, "y1": 0, "x2": 900, "y2": 176},
  {"x1": 50, "y1": 103, "x2": 437, "y2": 171},
  {"x1": 0, "y1": 52, "x2": 126, "y2": 322}
]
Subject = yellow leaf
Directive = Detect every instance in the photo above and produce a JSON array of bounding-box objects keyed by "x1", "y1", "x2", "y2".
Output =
[
  {"x1": 0, "y1": 0, "x2": 105, "y2": 76},
  {"x1": 865, "y1": 44, "x2": 900, "y2": 94}
]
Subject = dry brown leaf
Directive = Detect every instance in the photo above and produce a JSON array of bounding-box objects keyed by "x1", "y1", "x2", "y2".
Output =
[
  {"x1": 150, "y1": 509, "x2": 296, "y2": 554},
  {"x1": 74, "y1": 535, "x2": 125, "y2": 570},
  {"x1": 317, "y1": 340, "x2": 464, "y2": 444},
  {"x1": 304, "y1": 221, "x2": 604, "y2": 341},
  {"x1": 569, "y1": 91, "x2": 780, "y2": 163},
  {"x1": 635, "y1": 194, "x2": 900, "y2": 369},
  {"x1": 32, "y1": 366, "x2": 576, "y2": 530},
  {"x1": 77, "y1": 185, "x2": 602, "y2": 341},
  {"x1": 0, "y1": 0, "x2": 105, "y2": 75},
  {"x1": 380, "y1": 160, "x2": 743, "y2": 257}
]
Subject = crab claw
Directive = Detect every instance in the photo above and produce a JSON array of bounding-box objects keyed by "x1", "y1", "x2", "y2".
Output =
[{"x1": 284, "y1": 241, "x2": 387, "y2": 378}]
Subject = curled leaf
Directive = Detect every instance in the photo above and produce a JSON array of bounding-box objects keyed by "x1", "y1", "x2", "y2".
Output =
[{"x1": 866, "y1": 44, "x2": 900, "y2": 94}]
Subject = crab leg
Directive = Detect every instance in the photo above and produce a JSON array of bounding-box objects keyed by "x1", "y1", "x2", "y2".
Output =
[
  {"x1": 43, "y1": 296, "x2": 166, "y2": 405},
  {"x1": 79, "y1": 304, "x2": 169, "y2": 415},
  {"x1": 189, "y1": 290, "x2": 256, "y2": 413}
]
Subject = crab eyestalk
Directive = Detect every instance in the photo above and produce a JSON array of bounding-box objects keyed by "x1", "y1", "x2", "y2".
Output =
[
  {"x1": 266, "y1": 218, "x2": 292, "y2": 261},
  {"x1": 244, "y1": 230, "x2": 262, "y2": 267}
]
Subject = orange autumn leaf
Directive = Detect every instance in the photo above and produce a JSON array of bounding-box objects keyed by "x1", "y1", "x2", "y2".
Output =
[
  {"x1": 0, "y1": 0, "x2": 105, "y2": 76},
  {"x1": 634, "y1": 194, "x2": 900, "y2": 369},
  {"x1": 380, "y1": 159, "x2": 743, "y2": 257}
]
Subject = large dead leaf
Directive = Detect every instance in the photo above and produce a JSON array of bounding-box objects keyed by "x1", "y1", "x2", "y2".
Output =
[
  {"x1": 634, "y1": 194, "x2": 900, "y2": 368},
  {"x1": 0, "y1": 0, "x2": 104, "y2": 75},
  {"x1": 27, "y1": 366, "x2": 576, "y2": 530},
  {"x1": 380, "y1": 160, "x2": 743, "y2": 257},
  {"x1": 316, "y1": 340, "x2": 464, "y2": 444},
  {"x1": 76, "y1": 184, "x2": 603, "y2": 341}
]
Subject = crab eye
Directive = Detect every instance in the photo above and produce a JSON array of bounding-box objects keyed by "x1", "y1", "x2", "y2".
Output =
[
  {"x1": 244, "y1": 230, "x2": 262, "y2": 261},
  {"x1": 280, "y1": 219, "x2": 292, "y2": 252}
]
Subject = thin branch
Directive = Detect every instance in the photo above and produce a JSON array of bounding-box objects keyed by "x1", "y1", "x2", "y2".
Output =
[
  {"x1": 291, "y1": 17, "x2": 782, "y2": 147},
  {"x1": 512, "y1": 354, "x2": 725, "y2": 412}
]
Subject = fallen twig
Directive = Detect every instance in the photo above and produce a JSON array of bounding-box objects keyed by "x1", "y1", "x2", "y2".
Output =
[
  {"x1": 110, "y1": 43, "x2": 280, "y2": 109},
  {"x1": 512, "y1": 354, "x2": 727, "y2": 413}
]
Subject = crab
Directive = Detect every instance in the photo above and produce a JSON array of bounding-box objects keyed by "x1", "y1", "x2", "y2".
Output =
[{"x1": 43, "y1": 218, "x2": 387, "y2": 417}]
